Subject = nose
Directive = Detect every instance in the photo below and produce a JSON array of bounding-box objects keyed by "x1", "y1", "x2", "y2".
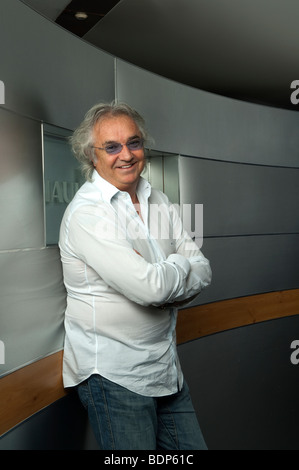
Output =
[{"x1": 119, "y1": 144, "x2": 134, "y2": 160}]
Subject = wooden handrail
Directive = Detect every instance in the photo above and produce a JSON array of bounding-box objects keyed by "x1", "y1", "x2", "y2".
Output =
[
  {"x1": 1, "y1": 289, "x2": 299, "y2": 436},
  {"x1": 0, "y1": 351, "x2": 67, "y2": 436},
  {"x1": 176, "y1": 289, "x2": 299, "y2": 343}
]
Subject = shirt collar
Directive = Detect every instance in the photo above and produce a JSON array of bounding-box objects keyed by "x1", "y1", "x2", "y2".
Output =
[
  {"x1": 91, "y1": 169, "x2": 152, "y2": 204},
  {"x1": 136, "y1": 176, "x2": 152, "y2": 202},
  {"x1": 92, "y1": 170, "x2": 119, "y2": 203}
]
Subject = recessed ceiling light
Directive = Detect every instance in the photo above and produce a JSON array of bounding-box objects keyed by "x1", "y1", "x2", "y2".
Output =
[{"x1": 75, "y1": 12, "x2": 88, "y2": 20}]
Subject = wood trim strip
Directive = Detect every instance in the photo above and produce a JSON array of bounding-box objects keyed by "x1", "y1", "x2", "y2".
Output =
[
  {"x1": 0, "y1": 351, "x2": 67, "y2": 436},
  {"x1": 1, "y1": 289, "x2": 299, "y2": 436},
  {"x1": 176, "y1": 289, "x2": 299, "y2": 344}
]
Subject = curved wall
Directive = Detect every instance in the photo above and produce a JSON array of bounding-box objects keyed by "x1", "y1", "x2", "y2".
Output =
[
  {"x1": 115, "y1": 59, "x2": 299, "y2": 306},
  {"x1": 0, "y1": 0, "x2": 299, "y2": 449},
  {"x1": 0, "y1": 0, "x2": 114, "y2": 379},
  {"x1": 115, "y1": 59, "x2": 299, "y2": 168},
  {"x1": 179, "y1": 157, "x2": 299, "y2": 304},
  {"x1": 1, "y1": 0, "x2": 115, "y2": 128}
]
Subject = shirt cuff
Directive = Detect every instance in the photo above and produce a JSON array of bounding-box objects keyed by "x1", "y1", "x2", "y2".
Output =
[{"x1": 166, "y1": 253, "x2": 191, "y2": 277}]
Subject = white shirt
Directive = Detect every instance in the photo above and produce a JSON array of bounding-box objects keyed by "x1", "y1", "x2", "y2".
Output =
[{"x1": 59, "y1": 170, "x2": 211, "y2": 396}]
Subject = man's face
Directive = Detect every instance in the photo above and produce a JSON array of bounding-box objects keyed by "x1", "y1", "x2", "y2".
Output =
[{"x1": 92, "y1": 115, "x2": 145, "y2": 194}]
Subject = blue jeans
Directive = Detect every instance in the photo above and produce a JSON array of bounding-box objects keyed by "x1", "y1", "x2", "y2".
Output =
[{"x1": 77, "y1": 374, "x2": 207, "y2": 450}]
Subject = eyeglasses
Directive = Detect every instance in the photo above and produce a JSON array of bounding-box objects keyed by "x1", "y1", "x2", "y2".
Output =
[{"x1": 91, "y1": 137, "x2": 144, "y2": 156}]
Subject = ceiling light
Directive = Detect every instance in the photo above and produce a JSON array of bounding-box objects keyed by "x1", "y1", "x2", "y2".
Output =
[{"x1": 75, "y1": 12, "x2": 88, "y2": 20}]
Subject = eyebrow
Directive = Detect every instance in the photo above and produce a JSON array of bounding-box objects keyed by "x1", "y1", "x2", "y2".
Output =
[{"x1": 102, "y1": 135, "x2": 141, "y2": 145}]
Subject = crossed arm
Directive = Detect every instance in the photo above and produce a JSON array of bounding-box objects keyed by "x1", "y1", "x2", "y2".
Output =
[{"x1": 61, "y1": 204, "x2": 211, "y2": 308}]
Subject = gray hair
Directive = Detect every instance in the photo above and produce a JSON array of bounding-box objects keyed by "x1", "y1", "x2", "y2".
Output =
[{"x1": 69, "y1": 101, "x2": 151, "y2": 181}]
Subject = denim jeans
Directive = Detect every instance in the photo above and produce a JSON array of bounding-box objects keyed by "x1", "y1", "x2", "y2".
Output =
[{"x1": 77, "y1": 374, "x2": 207, "y2": 450}]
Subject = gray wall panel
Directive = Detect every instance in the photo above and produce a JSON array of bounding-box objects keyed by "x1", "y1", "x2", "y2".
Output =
[
  {"x1": 178, "y1": 316, "x2": 299, "y2": 449},
  {"x1": 116, "y1": 59, "x2": 299, "y2": 168},
  {"x1": 0, "y1": 0, "x2": 116, "y2": 377},
  {"x1": 1, "y1": 0, "x2": 115, "y2": 130},
  {"x1": 0, "y1": 393, "x2": 99, "y2": 450},
  {"x1": 191, "y1": 234, "x2": 299, "y2": 306},
  {"x1": 0, "y1": 247, "x2": 66, "y2": 377},
  {"x1": 0, "y1": 108, "x2": 44, "y2": 250},
  {"x1": 179, "y1": 156, "x2": 299, "y2": 237}
]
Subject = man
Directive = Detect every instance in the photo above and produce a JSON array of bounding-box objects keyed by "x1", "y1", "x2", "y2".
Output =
[{"x1": 59, "y1": 101, "x2": 212, "y2": 450}]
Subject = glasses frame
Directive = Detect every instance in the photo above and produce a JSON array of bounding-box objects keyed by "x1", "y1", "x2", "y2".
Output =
[{"x1": 91, "y1": 137, "x2": 144, "y2": 156}]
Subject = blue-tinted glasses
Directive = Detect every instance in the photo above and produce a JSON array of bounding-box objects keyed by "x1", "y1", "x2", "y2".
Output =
[{"x1": 92, "y1": 137, "x2": 144, "y2": 155}]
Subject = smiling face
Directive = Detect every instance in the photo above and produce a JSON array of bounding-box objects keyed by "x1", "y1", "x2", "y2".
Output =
[{"x1": 92, "y1": 115, "x2": 145, "y2": 197}]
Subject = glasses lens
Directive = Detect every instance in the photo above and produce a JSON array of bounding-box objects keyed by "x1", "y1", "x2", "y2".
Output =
[
  {"x1": 105, "y1": 143, "x2": 123, "y2": 155},
  {"x1": 127, "y1": 139, "x2": 144, "y2": 151}
]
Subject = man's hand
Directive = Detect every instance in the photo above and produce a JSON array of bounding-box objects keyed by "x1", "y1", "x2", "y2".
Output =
[{"x1": 159, "y1": 293, "x2": 199, "y2": 310}]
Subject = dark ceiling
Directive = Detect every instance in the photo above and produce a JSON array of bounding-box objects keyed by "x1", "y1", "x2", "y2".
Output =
[
  {"x1": 22, "y1": 0, "x2": 299, "y2": 112},
  {"x1": 55, "y1": 0, "x2": 121, "y2": 37}
]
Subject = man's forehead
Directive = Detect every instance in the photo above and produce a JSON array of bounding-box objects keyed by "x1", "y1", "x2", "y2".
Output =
[{"x1": 93, "y1": 115, "x2": 140, "y2": 140}]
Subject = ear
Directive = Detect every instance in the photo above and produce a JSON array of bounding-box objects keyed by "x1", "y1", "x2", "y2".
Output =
[{"x1": 91, "y1": 153, "x2": 98, "y2": 167}]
